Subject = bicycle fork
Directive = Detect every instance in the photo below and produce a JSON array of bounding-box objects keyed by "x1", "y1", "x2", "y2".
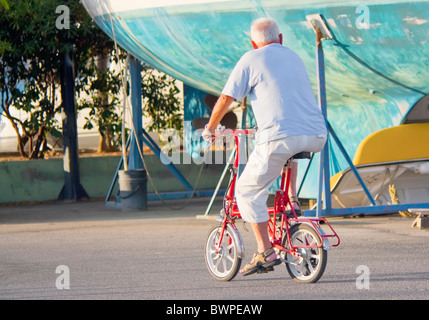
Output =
[{"x1": 214, "y1": 218, "x2": 245, "y2": 259}]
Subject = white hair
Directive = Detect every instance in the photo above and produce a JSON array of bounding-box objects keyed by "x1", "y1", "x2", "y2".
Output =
[{"x1": 250, "y1": 18, "x2": 280, "y2": 44}]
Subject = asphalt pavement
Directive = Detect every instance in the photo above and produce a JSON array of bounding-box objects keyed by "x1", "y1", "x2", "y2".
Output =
[{"x1": 0, "y1": 198, "x2": 428, "y2": 301}]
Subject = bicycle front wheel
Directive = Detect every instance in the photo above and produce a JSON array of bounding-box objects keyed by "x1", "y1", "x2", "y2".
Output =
[
  {"x1": 283, "y1": 223, "x2": 327, "y2": 284},
  {"x1": 205, "y1": 224, "x2": 242, "y2": 281}
]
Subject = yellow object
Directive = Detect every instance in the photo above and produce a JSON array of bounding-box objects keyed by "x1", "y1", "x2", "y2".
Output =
[
  {"x1": 330, "y1": 123, "x2": 429, "y2": 208},
  {"x1": 352, "y1": 123, "x2": 429, "y2": 166},
  {"x1": 330, "y1": 123, "x2": 429, "y2": 188}
]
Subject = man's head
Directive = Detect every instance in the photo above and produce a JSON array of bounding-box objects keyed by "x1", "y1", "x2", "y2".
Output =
[{"x1": 250, "y1": 18, "x2": 283, "y2": 49}]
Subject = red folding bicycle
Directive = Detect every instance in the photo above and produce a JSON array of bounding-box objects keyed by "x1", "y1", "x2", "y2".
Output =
[{"x1": 204, "y1": 129, "x2": 340, "y2": 283}]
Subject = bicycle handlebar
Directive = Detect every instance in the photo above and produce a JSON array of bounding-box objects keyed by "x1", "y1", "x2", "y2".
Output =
[
  {"x1": 214, "y1": 127, "x2": 257, "y2": 136},
  {"x1": 200, "y1": 127, "x2": 256, "y2": 166}
]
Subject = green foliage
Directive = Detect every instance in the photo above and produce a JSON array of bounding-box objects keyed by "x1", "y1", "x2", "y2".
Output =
[
  {"x1": 0, "y1": 0, "x2": 114, "y2": 158},
  {"x1": 1, "y1": 0, "x2": 183, "y2": 158},
  {"x1": 0, "y1": 0, "x2": 8, "y2": 10},
  {"x1": 76, "y1": 53, "x2": 124, "y2": 152},
  {"x1": 141, "y1": 65, "x2": 183, "y2": 135}
]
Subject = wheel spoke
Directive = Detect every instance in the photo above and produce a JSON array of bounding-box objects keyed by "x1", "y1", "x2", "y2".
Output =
[
  {"x1": 306, "y1": 260, "x2": 315, "y2": 273},
  {"x1": 309, "y1": 237, "x2": 317, "y2": 246},
  {"x1": 304, "y1": 234, "x2": 310, "y2": 246},
  {"x1": 214, "y1": 256, "x2": 222, "y2": 268},
  {"x1": 296, "y1": 262, "x2": 306, "y2": 275},
  {"x1": 226, "y1": 253, "x2": 235, "y2": 263},
  {"x1": 308, "y1": 251, "x2": 320, "y2": 260},
  {"x1": 222, "y1": 259, "x2": 227, "y2": 272}
]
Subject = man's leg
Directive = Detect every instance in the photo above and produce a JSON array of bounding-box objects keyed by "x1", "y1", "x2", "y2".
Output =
[
  {"x1": 250, "y1": 221, "x2": 276, "y2": 260},
  {"x1": 238, "y1": 221, "x2": 278, "y2": 275},
  {"x1": 288, "y1": 160, "x2": 300, "y2": 210},
  {"x1": 236, "y1": 140, "x2": 296, "y2": 273}
]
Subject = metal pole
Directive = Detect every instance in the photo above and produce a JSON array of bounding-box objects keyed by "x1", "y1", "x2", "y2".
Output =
[
  {"x1": 316, "y1": 28, "x2": 332, "y2": 217},
  {"x1": 238, "y1": 97, "x2": 247, "y2": 178},
  {"x1": 128, "y1": 56, "x2": 144, "y2": 170},
  {"x1": 58, "y1": 44, "x2": 88, "y2": 201}
]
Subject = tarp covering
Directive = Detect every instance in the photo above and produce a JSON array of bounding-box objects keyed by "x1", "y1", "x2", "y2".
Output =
[{"x1": 82, "y1": 0, "x2": 429, "y2": 197}]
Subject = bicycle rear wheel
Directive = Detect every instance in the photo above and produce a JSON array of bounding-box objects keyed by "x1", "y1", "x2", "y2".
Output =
[
  {"x1": 205, "y1": 224, "x2": 242, "y2": 281},
  {"x1": 282, "y1": 223, "x2": 327, "y2": 283}
]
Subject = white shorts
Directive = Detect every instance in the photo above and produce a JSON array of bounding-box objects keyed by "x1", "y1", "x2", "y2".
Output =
[{"x1": 235, "y1": 134, "x2": 327, "y2": 223}]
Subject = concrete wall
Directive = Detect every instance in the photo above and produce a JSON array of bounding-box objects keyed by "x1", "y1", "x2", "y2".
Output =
[{"x1": 0, "y1": 153, "x2": 228, "y2": 204}]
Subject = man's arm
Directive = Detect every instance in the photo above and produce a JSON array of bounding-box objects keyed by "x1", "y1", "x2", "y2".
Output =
[
  {"x1": 206, "y1": 94, "x2": 235, "y2": 130},
  {"x1": 201, "y1": 94, "x2": 235, "y2": 142}
]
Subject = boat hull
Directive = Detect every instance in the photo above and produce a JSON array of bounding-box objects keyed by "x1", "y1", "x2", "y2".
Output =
[{"x1": 82, "y1": 0, "x2": 429, "y2": 197}]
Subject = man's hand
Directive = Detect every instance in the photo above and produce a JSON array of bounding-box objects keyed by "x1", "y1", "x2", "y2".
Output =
[{"x1": 202, "y1": 125, "x2": 215, "y2": 142}]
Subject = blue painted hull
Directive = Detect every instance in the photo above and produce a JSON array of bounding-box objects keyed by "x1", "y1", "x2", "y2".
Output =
[{"x1": 82, "y1": 0, "x2": 429, "y2": 197}]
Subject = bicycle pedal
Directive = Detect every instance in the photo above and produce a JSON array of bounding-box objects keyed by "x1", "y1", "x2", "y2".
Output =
[
  {"x1": 256, "y1": 268, "x2": 268, "y2": 274},
  {"x1": 256, "y1": 266, "x2": 274, "y2": 274}
]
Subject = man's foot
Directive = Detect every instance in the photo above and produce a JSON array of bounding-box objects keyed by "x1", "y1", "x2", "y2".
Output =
[{"x1": 240, "y1": 248, "x2": 281, "y2": 276}]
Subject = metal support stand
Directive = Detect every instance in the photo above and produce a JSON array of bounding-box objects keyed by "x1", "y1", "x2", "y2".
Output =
[
  {"x1": 106, "y1": 125, "x2": 197, "y2": 207},
  {"x1": 305, "y1": 13, "x2": 429, "y2": 217},
  {"x1": 106, "y1": 55, "x2": 194, "y2": 208},
  {"x1": 308, "y1": 14, "x2": 376, "y2": 217},
  {"x1": 327, "y1": 121, "x2": 376, "y2": 206},
  {"x1": 128, "y1": 56, "x2": 144, "y2": 171},
  {"x1": 315, "y1": 29, "x2": 331, "y2": 218}
]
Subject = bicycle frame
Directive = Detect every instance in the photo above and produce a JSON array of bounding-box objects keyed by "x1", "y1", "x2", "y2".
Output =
[{"x1": 213, "y1": 129, "x2": 340, "y2": 261}]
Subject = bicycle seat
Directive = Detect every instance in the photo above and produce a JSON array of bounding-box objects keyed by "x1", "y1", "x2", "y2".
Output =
[{"x1": 291, "y1": 152, "x2": 312, "y2": 160}]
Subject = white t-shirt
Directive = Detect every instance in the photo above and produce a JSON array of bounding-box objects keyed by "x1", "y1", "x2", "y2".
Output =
[{"x1": 222, "y1": 43, "x2": 327, "y2": 143}]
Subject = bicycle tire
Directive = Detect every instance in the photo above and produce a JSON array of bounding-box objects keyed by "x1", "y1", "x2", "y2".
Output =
[
  {"x1": 205, "y1": 224, "x2": 242, "y2": 281},
  {"x1": 282, "y1": 223, "x2": 327, "y2": 284}
]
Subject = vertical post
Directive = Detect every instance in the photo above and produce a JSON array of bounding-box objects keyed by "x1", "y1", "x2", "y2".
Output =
[
  {"x1": 315, "y1": 28, "x2": 332, "y2": 217},
  {"x1": 118, "y1": 55, "x2": 147, "y2": 211},
  {"x1": 128, "y1": 56, "x2": 144, "y2": 170},
  {"x1": 237, "y1": 97, "x2": 247, "y2": 178},
  {"x1": 58, "y1": 45, "x2": 89, "y2": 201}
]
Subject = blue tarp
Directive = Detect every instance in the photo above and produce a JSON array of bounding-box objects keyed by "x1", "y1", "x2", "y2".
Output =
[{"x1": 83, "y1": 0, "x2": 429, "y2": 197}]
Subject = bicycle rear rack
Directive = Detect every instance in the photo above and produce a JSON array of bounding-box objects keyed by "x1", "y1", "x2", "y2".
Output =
[{"x1": 288, "y1": 218, "x2": 341, "y2": 248}]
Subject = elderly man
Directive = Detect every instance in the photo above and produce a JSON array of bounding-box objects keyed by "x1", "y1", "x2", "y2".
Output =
[{"x1": 202, "y1": 18, "x2": 327, "y2": 276}]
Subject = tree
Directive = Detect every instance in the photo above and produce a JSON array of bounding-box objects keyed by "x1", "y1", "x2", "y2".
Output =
[
  {"x1": 0, "y1": 0, "x2": 114, "y2": 158},
  {"x1": 141, "y1": 64, "x2": 183, "y2": 136},
  {"x1": 76, "y1": 53, "x2": 124, "y2": 153},
  {"x1": 1, "y1": 0, "x2": 183, "y2": 159},
  {"x1": 78, "y1": 57, "x2": 183, "y2": 152}
]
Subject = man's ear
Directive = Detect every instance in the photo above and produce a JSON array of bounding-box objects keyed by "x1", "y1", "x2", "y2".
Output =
[
  {"x1": 279, "y1": 33, "x2": 283, "y2": 45},
  {"x1": 251, "y1": 40, "x2": 259, "y2": 49}
]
